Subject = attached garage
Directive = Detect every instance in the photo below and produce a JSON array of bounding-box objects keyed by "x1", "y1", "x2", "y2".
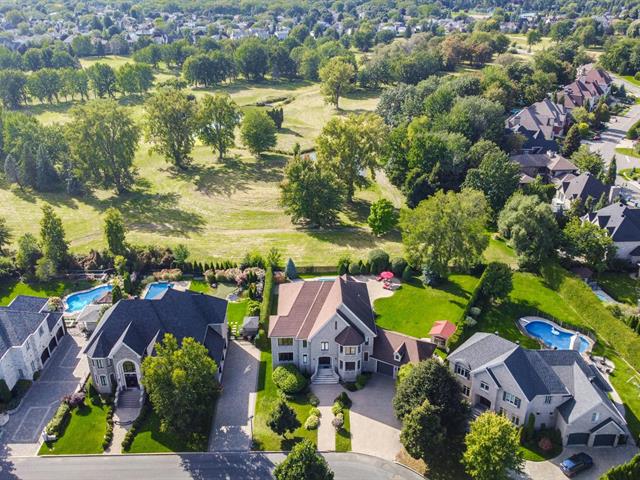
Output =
[
  {"x1": 567, "y1": 433, "x2": 590, "y2": 446},
  {"x1": 593, "y1": 434, "x2": 616, "y2": 447},
  {"x1": 376, "y1": 360, "x2": 394, "y2": 376},
  {"x1": 56, "y1": 326, "x2": 64, "y2": 341},
  {"x1": 48, "y1": 336, "x2": 58, "y2": 352},
  {"x1": 40, "y1": 348, "x2": 50, "y2": 365}
]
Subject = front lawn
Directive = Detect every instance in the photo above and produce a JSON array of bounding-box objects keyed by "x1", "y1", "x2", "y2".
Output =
[
  {"x1": 335, "y1": 408, "x2": 352, "y2": 452},
  {"x1": 39, "y1": 396, "x2": 108, "y2": 455},
  {"x1": 520, "y1": 430, "x2": 563, "y2": 462},
  {"x1": 598, "y1": 272, "x2": 639, "y2": 306},
  {"x1": 127, "y1": 410, "x2": 205, "y2": 453},
  {"x1": 616, "y1": 147, "x2": 640, "y2": 159},
  {"x1": 374, "y1": 275, "x2": 480, "y2": 338},
  {"x1": 0, "y1": 279, "x2": 94, "y2": 306},
  {"x1": 253, "y1": 350, "x2": 318, "y2": 451}
]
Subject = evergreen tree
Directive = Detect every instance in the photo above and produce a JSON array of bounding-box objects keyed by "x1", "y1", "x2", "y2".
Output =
[
  {"x1": 562, "y1": 125, "x2": 581, "y2": 158},
  {"x1": 267, "y1": 399, "x2": 301, "y2": 438},
  {"x1": 605, "y1": 156, "x2": 617, "y2": 185},
  {"x1": 103, "y1": 208, "x2": 127, "y2": 256},
  {"x1": 285, "y1": 258, "x2": 298, "y2": 280},
  {"x1": 111, "y1": 283, "x2": 123, "y2": 303},
  {"x1": 35, "y1": 145, "x2": 58, "y2": 191},
  {"x1": 4, "y1": 153, "x2": 20, "y2": 187},
  {"x1": 595, "y1": 192, "x2": 608, "y2": 211},
  {"x1": 19, "y1": 143, "x2": 37, "y2": 188},
  {"x1": 40, "y1": 204, "x2": 69, "y2": 268}
]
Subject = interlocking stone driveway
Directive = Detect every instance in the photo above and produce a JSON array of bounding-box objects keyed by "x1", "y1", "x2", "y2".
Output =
[
  {"x1": 209, "y1": 340, "x2": 261, "y2": 451},
  {"x1": 1, "y1": 330, "x2": 87, "y2": 456}
]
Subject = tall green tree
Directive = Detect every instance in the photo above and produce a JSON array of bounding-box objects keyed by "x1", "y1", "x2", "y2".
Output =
[
  {"x1": 563, "y1": 217, "x2": 616, "y2": 273},
  {"x1": 15, "y1": 233, "x2": 41, "y2": 274},
  {"x1": 240, "y1": 109, "x2": 277, "y2": 157},
  {"x1": 141, "y1": 334, "x2": 221, "y2": 439},
  {"x1": 562, "y1": 125, "x2": 581, "y2": 157},
  {"x1": 319, "y1": 57, "x2": 355, "y2": 109},
  {"x1": 463, "y1": 149, "x2": 520, "y2": 214},
  {"x1": 316, "y1": 113, "x2": 387, "y2": 201},
  {"x1": 0, "y1": 70, "x2": 27, "y2": 109},
  {"x1": 367, "y1": 198, "x2": 398, "y2": 236},
  {"x1": 605, "y1": 155, "x2": 618, "y2": 185},
  {"x1": 280, "y1": 154, "x2": 344, "y2": 226},
  {"x1": 273, "y1": 439, "x2": 334, "y2": 480},
  {"x1": 40, "y1": 204, "x2": 68, "y2": 268},
  {"x1": 478, "y1": 262, "x2": 513, "y2": 303},
  {"x1": 19, "y1": 143, "x2": 37, "y2": 188},
  {"x1": 400, "y1": 189, "x2": 489, "y2": 278},
  {"x1": 35, "y1": 144, "x2": 58, "y2": 191},
  {"x1": 463, "y1": 412, "x2": 524, "y2": 480},
  {"x1": 235, "y1": 38, "x2": 269, "y2": 80},
  {"x1": 86, "y1": 63, "x2": 117, "y2": 98},
  {"x1": 103, "y1": 208, "x2": 127, "y2": 256},
  {"x1": 267, "y1": 398, "x2": 301, "y2": 438},
  {"x1": 4, "y1": 153, "x2": 20, "y2": 187},
  {"x1": 197, "y1": 94, "x2": 240, "y2": 161},
  {"x1": 144, "y1": 88, "x2": 197, "y2": 169},
  {"x1": 571, "y1": 146, "x2": 605, "y2": 178},
  {"x1": 66, "y1": 100, "x2": 140, "y2": 194},
  {"x1": 0, "y1": 217, "x2": 11, "y2": 255},
  {"x1": 498, "y1": 194, "x2": 559, "y2": 270}
]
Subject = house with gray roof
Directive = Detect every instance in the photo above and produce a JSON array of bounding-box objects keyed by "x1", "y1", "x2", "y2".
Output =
[
  {"x1": 510, "y1": 151, "x2": 578, "y2": 185},
  {"x1": 448, "y1": 333, "x2": 627, "y2": 447},
  {"x1": 83, "y1": 289, "x2": 228, "y2": 396},
  {"x1": 269, "y1": 276, "x2": 435, "y2": 383},
  {"x1": 583, "y1": 203, "x2": 640, "y2": 263},
  {"x1": 506, "y1": 99, "x2": 571, "y2": 141},
  {"x1": 0, "y1": 296, "x2": 66, "y2": 390},
  {"x1": 554, "y1": 172, "x2": 618, "y2": 211}
]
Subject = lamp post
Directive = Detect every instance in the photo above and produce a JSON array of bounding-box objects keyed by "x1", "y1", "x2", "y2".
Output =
[{"x1": 248, "y1": 414, "x2": 254, "y2": 445}]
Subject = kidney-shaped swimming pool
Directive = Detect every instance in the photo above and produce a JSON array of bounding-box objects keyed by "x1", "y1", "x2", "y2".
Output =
[{"x1": 523, "y1": 320, "x2": 590, "y2": 353}]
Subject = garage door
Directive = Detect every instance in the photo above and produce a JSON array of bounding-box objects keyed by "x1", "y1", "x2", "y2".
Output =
[
  {"x1": 593, "y1": 434, "x2": 616, "y2": 447},
  {"x1": 376, "y1": 360, "x2": 394, "y2": 376},
  {"x1": 567, "y1": 433, "x2": 590, "y2": 445},
  {"x1": 56, "y1": 326, "x2": 64, "y2": 341}
]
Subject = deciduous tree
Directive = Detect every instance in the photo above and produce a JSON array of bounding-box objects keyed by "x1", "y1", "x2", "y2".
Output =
[
  {"x1": 103, "y1": 208, "x2": 127, "y2": 256},
  {"x1": 240, "y1": 109, "x2": 277, "y2": 157},
  {"x1": 563, "y1": 217, "x2": 616, "y2": 273},
  {"x1": 319, "y1": 57, "x2": 355, "y2": 109},
  {"x1": 571, "y1": 146, "x2": 605, "y2": 178},
  {"x1": 197, "y1": 94, "x2": 240, "y2": 161},
  {"x1": 463, "y1": 149, "x2": 520, "y2": 214},
  {"x1": 0, "y1": 217, "x2": 11, "y2": 255},
  {"x1": 367, "y1": 199, "x2": 398, "y2": 236},
  {"x1": 479, "y1": 262, "x2": 513, "y2": 303},
  {"x1": 267, "y1": 398, "x2": 301, "y2": 438},
  {"x1": 273, "y1": 439, "x2": 334, "y2": 480},
  {"x1": 40, "y1": 204, "x2": 68, "y2": 268},
  {"x1": 15, "y1": 233, "x2": 41, "y2": 274},
  {"x1": 86, "y1": 63, "x2": 117, "y2": 98}
]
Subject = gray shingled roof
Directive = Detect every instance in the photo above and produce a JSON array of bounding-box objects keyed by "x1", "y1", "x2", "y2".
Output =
[
  {"x1": 0, "y1": 295, "x2": 58, "y2": 358},
  {"x1": 585, "y1": 203, "x2": 640, "y2": 243},
  {"x1": 372, "y1": 328, "x2": 435, "y2": 366},
  {"x1": 502, "y1": 348, "x2": 568, "y2": 400},
  {"x1": 561, "y1": 173, "x2": 609, "y2": 203},
  {"x1": 446, "y1": 332, "x2": 517, "y2": 370},
  {"x1": 335, "y1": 325, "x2": 364, "y2": 346},
  {"x1": 84, "y1": 289, "x2": 227, "y2": 360}
]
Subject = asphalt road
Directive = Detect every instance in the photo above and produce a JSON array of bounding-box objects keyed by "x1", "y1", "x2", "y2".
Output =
[{"x1": 2, "y1": 452, "x2": 423, "y2": 480}]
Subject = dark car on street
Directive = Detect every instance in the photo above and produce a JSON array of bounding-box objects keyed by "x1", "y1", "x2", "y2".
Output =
[{"x1": 560, "y1": 453, "x2": 594, "y2": 477}]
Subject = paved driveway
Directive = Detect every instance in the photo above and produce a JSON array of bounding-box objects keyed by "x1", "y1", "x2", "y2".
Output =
[
  {"x1": 313, "y1": 374, "x2": 402, "y2": 461},
  {"x1": 1, "y1": 330, "x2": 87, "y2": 456},
  {"x1": 516, "y1": 444, "x2": 638, "y2": 480},
  {"x1": 209, "y1": 340, "x2": 260, "y2": 451}
]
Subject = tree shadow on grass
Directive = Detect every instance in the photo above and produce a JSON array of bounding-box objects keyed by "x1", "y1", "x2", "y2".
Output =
[
  {"x1": 342, "y1": 88, "x2": 382, "y2": 101},
  {"x1": 342, "y1": 198, "x2": 372, "y2": 225},
  {"x1": 278, "y1": 127, "x2": 303, "y2": 138}
]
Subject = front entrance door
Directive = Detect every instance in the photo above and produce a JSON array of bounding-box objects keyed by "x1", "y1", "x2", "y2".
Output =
[
  {"x1": 477, "y1": 395, "x2": 492, "y2": 409},
  {"x1": 318, "y1": 357, "x2": 331, "y2": 368},
  {"x1": 122, "y1": 361, "x2": 139, "y2": 389}
]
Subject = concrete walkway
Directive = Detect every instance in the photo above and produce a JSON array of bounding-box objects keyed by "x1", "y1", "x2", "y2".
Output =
[
  {"x1": 317, "y1": 406, "x2": 334, "y2": 451},
  {"x1": 208, "y1": 340, "x2": 260, "y2": 451}
]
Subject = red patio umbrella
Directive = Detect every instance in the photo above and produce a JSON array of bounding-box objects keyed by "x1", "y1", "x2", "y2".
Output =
[{"x1": 380, "y1": 271, "x2": 394, "y2": 280}]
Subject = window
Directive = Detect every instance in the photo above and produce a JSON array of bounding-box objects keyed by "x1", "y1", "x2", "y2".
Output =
[
  {"x1": 38, "y1": 326, "x2": 44, "y2": 336},
  {"x1": 278, "y1": 352, "x2": 294, "y2": 362},
  {"x1": 358, "y1": 345, "x2": 361, "y2": 353},
  {"x1": 107, "y1": 359, "x2": 113, "y2": 367},
  {"x1": 511, "y1": 415, "x2": 520, "y2": 426},
  {"x1": 278, "y1": 338, "x2": 293, "y2": 346},
  {"x1": 344, "y1": 346, "x2": 357, "y2": 355},
  {"x1": 30, "y1": 361, "x2": 35, "y2": 371},
  {"x1": 334, "y1": 321, "x2": 337, "y2": 330},
  {"x1": 95, "y1": 359, "x2": 104, "y2": 368},
  {"x1": 345, "y1": 362, "x2": 356, "y2": 371},
  {"x1": 591, "y1": 412, "x2": 600, "y2": 423},
  {"x1": 303, "y1": 354, "x2": 308, "y2": 364},
  {"x1": 462, "y1": 385, "x2": 470, "y2": 397},
  {"x1": 544, "y1": 396, "x2": 552, "y2": 404},
  {"x1": 503, "y1": 392, "x2": 521, "y2": 408},
  {"x1": 357, "y1": 360, "x2": 361, "y2": 369},
  {"x1": 321, "y1": 342, "x2": 329, "y2": 351},
  {"x1": 340, "y1": 346, "x2": 343, "y2": 354},
  {"x1": 394, "y1": 352, "x2": 401, "y2": 361},
  {"x1": 26, "y1": 342, "x2": 30, "y2": 352},
  {"x1": 100, "y1": 375, "x2": 107, "y2": 386},
  {"x1": 480, "y1": 381, "x2": 489, "y2": 392},
  {"x1": 365, "y1": 337, "x2": 369, "y2": 345},
  {"x1": 302, "y1": 340, "x2": 307, "y2": 348},
  {"x1": 364, "y1": 352, "x2": 369, "y2": 361},
  {"x1": 123, "y1": 361, "x2": 135, "y2": 373},
  {"x1": 340, "y1": 360, "x2": 343, "y2": 369},
  {"x1": 454, "y1": 364, "x2": 470, "y2": 379}
]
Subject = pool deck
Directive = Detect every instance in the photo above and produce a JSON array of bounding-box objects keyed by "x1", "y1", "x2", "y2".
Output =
[
  {"x1": 62, "y1": 282, "x2": 113, "y2": 317},
  {"x1": 517, "y1": 316, "x2": 596, "y2": 354},
  {"x1": 140, "y1": 280, "x2": 191, "y2": 299}
]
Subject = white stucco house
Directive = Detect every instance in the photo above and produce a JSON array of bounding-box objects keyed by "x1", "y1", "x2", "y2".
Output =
[{"x1": 583, "y1": 203, "x2": 640, "y2": 263}]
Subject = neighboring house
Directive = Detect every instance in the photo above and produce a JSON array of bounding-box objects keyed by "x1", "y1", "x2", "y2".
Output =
[
  {"x1": 583, "y1": 203, "x2": 640, "y2": 263},
  {"x1": 557, "y1": 66, "x2": 613, "y2": 111},
  {"x1": 0, "y1": 296, "x2": 65, "y2": 390},
  {"x1": 554, "y1": 172, "x2": 618, "y2": 211},
  {"x1": 510, "y1": 125, "x2": 561, "y2": 154},
  {"x1": 510, "y1": 151, "x2": 578, "y2": 185},
  {"x1": 429, "y1": 320, "x2": 457, "y2": 349},
  {"x1": 506, "y1": 99, "x2": 571, "y2": 141},
  {"x1": 448, "y1": 333, "x2": 628, "y2": 447},
  {"x1": 269, "y1": 276, "x2": 435, "y2": 383},
  {"x1": 77, "y1": 304, "x2": 104, "y2": 333},
  {"x1": 83, "y1": 289, "x2": 228, "y2": 395}
]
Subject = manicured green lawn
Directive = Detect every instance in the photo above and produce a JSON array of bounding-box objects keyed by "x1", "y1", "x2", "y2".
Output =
[
  {"x1": 227, "y1": 299, "x2": 248, "y2": 335},
  {"x1": 253, "y1": 350, "x2": 317, "y2": 451},
  {"x1": 127, "y1": 411, "x2": 205, "y2": 453},
  {"x1": 607, "y1": 351, "x2": 640, "y2": 442},
  {"x1": 0, "y1": 279, "x2": 94, "y2": 306},
  {"x1": 483, "y1": 235, "x2": 518, "y2": 267},
  {"x1": 598, "y1": 272, "x2": 639, "y2": 306},
  {"x1": 189, "y1": 280, "x2": 237, "y2": 299},
  {"x1": 520, "y1": 441, "x2": 563, "y2": 462},
  {"x1": 335, "y1": 408, "x2": 352, "y2": 452},
  {"x1": 622, "y1": 75, "x2": 640, "y2": 87},
  {"x1": 616, "y1": 147, "x2": 640, "y2": 159},
  {"x1": 374, "y1": 275, "x2": 480, "y2": 338},
  {"x1": 39, "y1": 396, "x2": 108, "y2": 455}
]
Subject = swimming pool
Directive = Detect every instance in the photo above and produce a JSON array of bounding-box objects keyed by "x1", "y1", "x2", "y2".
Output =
[
  {"x1": 523, "y1": 320, "x2": 590, "y2": 353},
  {"x1": 64, "y1": 284, "x2": 113, "y2": 313},
  {"x1": 144, "y1": 282, "x2": 174, "y2": 299}
]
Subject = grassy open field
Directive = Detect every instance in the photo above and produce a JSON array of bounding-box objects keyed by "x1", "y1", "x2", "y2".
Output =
[{"x1": 0, "y1": 56, "x2": 401, "y2": 266}]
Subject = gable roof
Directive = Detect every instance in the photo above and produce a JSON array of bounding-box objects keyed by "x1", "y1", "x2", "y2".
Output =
[
  {"x1": 506, "y1": 99, "x2": 569, "y2": 140},
  {"x1": 561, "y1": 172, "x2": 609, "y2": 203},
  {"x1": 510, "y1": 152, "x2": 577, "y2": 173},
  {"x1": 269, "y1": 276, "x2": 375, "y2": 340},
  {"x1": 429, "y1": 320, "x2": 457, "y2": 339},
  {"x1": 0, "y1": 295, "x2": 60, "y2": 358},
  {"x1": 372, "y1": 328, "x2": 436, "y2": 366},
  {"x1": 335, "y1": 325, "x2": 364, "y2": 346},
  {"x1": 584, "y1": 203, "x2": 640, "y2": 242},
  {"x1": 83, "y1": 289, "x2": 227, "y2": 360}
]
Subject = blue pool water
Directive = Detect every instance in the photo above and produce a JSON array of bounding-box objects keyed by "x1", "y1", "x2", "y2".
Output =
[
  {"x1": 65, "y1": 284, "x2": 113, "y2": 313},
  {"x1": 144, "y1": 282, "x2": 174, "y2": 299},
  {"x1": 523, "y1": 321, "x2": 590, "y2": 352}
]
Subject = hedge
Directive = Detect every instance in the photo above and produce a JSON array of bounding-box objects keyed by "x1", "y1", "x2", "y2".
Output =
[
  {"x1": 448, "y1": 266, "x2": 488, "y2": 348},
  {"x1": 121, "y1": 402, "x2": 150, "y2": 452},
  {"x1": 272, "y1": 364, "x2": 307, "y2": 394},
  {"x1": 45, "y1": 402, "x2": 71, "y2": 437},
  {"x1": 260, "y1": 266, "x2": 274, "y2": 326},
  {"x1": 601, "y1": 453, "x2": 640, "y2": 479}
]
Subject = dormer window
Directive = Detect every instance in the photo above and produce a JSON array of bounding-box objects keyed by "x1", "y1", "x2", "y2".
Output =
[
  {"x1": 591, "y1": 412, "x2": 600, "y2": 423},
  {"x1": 394, "y1": 352, "x2": 401, "y2": 362}
]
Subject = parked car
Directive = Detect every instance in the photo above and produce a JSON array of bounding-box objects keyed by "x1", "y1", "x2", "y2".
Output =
[{"x1": 560, "y1": 453, "x2": 594, "y2": 478}]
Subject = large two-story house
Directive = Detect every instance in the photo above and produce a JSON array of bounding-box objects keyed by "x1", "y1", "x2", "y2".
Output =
[
  {"x1": 83, "y1": 289, "x2": 228, "y2": 396},
  {"x1": 448, "y1": 333, "x2": 627, "y2": 447},
  {"x1": 510, "y1": 151, "x2": 578, "y2": 185},
  {"x1": 583, "y1": 203, "x2": 640, "y2": 264},
  {"x1": 506, "y1": 98, "x2": 572, "y2": 153},
  {"x1": 0, "y1": 296, "x2": 66, "y2": 390},
  {"x1": 269, "y1": 276, "x2": 435, "y2": 383},
  {"x1": 553, "y1": 172, "x2": 618, "y2": 212}
]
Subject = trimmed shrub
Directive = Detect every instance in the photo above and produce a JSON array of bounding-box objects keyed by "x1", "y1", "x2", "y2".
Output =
[
  {"x1": 402, "y1": 265, "x2": 413, "y2": 282},
  {"x1": 122, "y1": 402, "x2": 150, "y2": 452},
  {"x1": 45, "y1": 401, "x2": 71, "y2": 437},
  {"x1": 368, "y1": 249, "x2": 390, "y2": 274},
  {"x1": 469, "y1": 306, "x2": 481, "y2": 317},
  {"x1": 304, "y1": 414, "x2": 320, "y2": 430},
  {"x1": 68, "y1": 391, "x2": 86, "y2": 408},
  {"x1": 391, "y1": 257, "x2": 407, "y2": 277},
  {"x1": 309, "y1": 407, "x2": 321, "y2": 417},
  {"x1": 102, "y1": 405, "x2": 114, "y2": 450},
  {"x1": 331, "y1": 402, "x2": 343, "y2": 416},
  {"x1": 332, "y1": 413, "x2": 344, "y2": 430},
  {"x1": 334, "y1": 391, "x2": 352, "y2": 408},
  {"x1": 260, "y1": 266, "x2": 273, "y2": 325},
  {"x1": 307, "y1": 392, "x2": 319, "y2": 407},
  {"x1": 246, "y1": 300, "x2": 261, "y2": 316},
  {"x1": 355, "y1": 373, "x2": 370, "y2": 390},
  {"x1": 272, "y1": 364, "x2": 307, "y2": 394},
  {"x1": 348, "y1": 262, "x2": 362, "y2": 275}
]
